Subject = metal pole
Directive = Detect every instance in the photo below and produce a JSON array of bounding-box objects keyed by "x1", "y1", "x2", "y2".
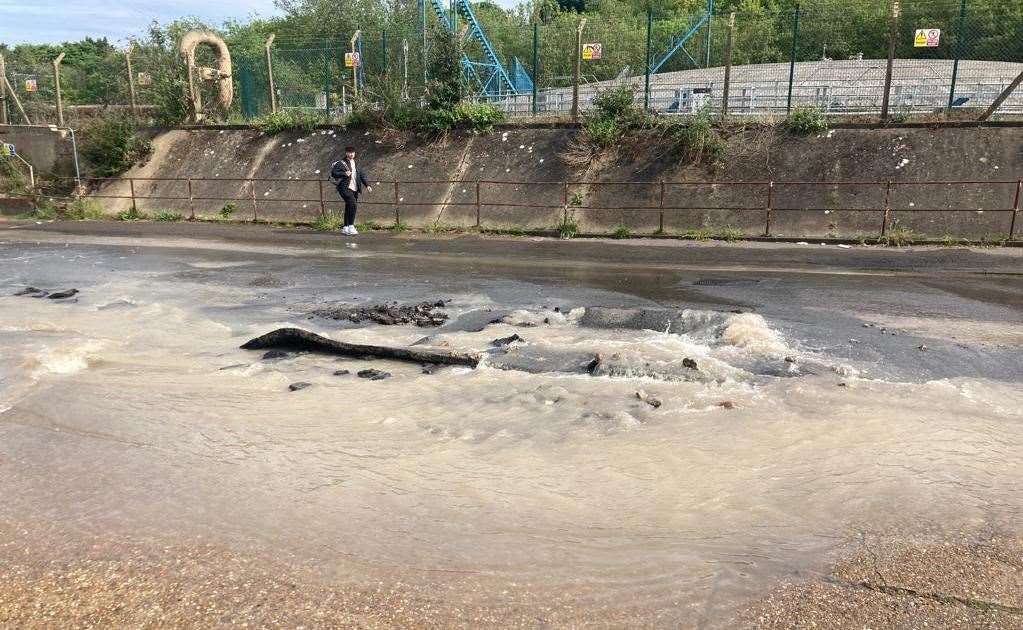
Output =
[
  {"x1": 947, "y1": 0, "x2": 968, "y2": 112},
  {"x1": 129, "y1": 178, "x2": 137, "y2": 214},
  {"x1": 721, "y1": 12, "x2": 735, "y2": 116},
  {"x1": 532, "y1": 22, "x2": 539, "y2": 117},
  {"x1": 322, "y1": 47, "x2": 331, "y2": 120},
  {"x1": 250, "y1": 181, "x2": 258, "y2": 222},
  {"x1": 0, "y1": 54, "x2": 7, "y2": 125},
  {"x1": 1009, "y1": 180, "x2": 1021, "y2": 241},
  {"x1": 979, "y1": 69, "x2": 1023, "y2": 121},
  {"x1": 420, "y1": 0, "x2": 428, "y2": 88},
  {"x1": 265, "y1": 34, "x2": 278, "y2": 113},
  {"x1": 786, "y1": 4, "x2": 800, "y2": 115},
  {"x1": 880, "y1": 180, "x2": 892, "y2": 237},
  {"x1": 382, "y1": 30, "x2": 388, "y2": 77},
  {"x1": 705, "y1": 0, "x2": 715, "y2": 68},
  {"x1": 880, "y1": 1, "x2": 900, "y2": 121},
  {"x1": 68, "y1": 127, "x2": 81, "y2": 194},
  {"x1": 764, "y1": 181, "x2": 773, "y2": 236},
  {"x1": 475, "y1": 181, "x2": 481, "y2": 228},
  {"x1": 53, "y1": 52, "x2": 66, "y2": 126},
  {"x1": 318, "y1": 179, "x2": 326, "y2": 218},
  {"x1": 187, "y1": 178, "x2": 195, "y2": 220},
  {"x1": 125, "y1": 47, "x2": 139, "y2": 117},
  {"x1": 658, "y1": 181, "x2": 665, "y2": 233},
  {"x1": 394, "y1": 181, "x2": 401, "y2": 225},
  {"x1": 351, "y1": 31, "x2": 361, "y2": 99},
  {"x1": 2, "y1": 75, "x2": 30, "y2": 124},
  {"x1": 644, "y1": 9, "x2": 653, "y2": 111},
  {"x1": 572, "y1": 18, "x2": 587, "y2": 122}
]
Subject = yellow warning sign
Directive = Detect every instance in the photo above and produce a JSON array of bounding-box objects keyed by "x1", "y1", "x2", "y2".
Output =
[
  {"x1": 344, "y1": 52, "x2": 361, "y2": 68},
  {"x1": 24, "y1": 79, "x2": 37, "y2": 92},
  {"x1": 581, "y1": 43, "x2": 602, "y2": 61},
  {"x1": 914, "y1": 28, "x2": 941, "y2": 47}
]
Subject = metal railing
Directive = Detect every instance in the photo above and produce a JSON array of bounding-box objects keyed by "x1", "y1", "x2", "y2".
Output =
[{"x1": 9, "y1": 175, "x2": 1021, "y2": 241}]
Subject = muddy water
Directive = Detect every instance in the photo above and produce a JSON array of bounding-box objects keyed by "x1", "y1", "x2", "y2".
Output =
[{"x1": 1, "y1": 238, "x2": 1022, "y2": 626}]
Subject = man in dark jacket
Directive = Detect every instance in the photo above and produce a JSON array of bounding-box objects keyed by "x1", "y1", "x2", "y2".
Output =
[{"x1": 331, "y1": 146, "x2": 372, "y2": 235}]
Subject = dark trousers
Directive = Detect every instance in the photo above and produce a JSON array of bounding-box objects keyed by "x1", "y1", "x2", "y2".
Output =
[{"x1": 338, "y1": 187, "x2": 358, "y2": 226}]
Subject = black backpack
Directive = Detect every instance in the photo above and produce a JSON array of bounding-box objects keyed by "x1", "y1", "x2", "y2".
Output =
[{"x1": 329, "y1": 160, "x2": 349, "y2": 183}]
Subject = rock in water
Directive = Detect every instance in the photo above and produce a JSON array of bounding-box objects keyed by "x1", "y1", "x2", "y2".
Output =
[
  {"x1": 262, "y1": 350, "x2": 290, "y2": 360},
  {"x1": 14, "y1": 287, "x2": 47, "y2": 297},
  {"x1": 240, "y1": 328, "x2": 481, "y2": 367},
  {"x1": 357, "y1": 369, "x2": 391, "y2": 380},
  {"x1": 333, "y1": 369, "x2": 351, "y2": 376},
  {"x1": 635, "y1": 390, "x2": 662, "y2": 408},
  {"x1": 682, "y1": 358, "x2": 698, "y2": 370},
  {"x1": 491, "y1": 334, "x2": 524, "y2": 347},
  {"x1": 718, "y1": 401, "x2": 736, "y2": 409},
  {"x1": 289, "y1": 382, "x2": 312, "y2": 391},
  {"x1": 310, "y1": 301, "x2": 449, "y2": 327},
  {"x1": 47, "y1": 289, "x2": 79, "y2": 300}
]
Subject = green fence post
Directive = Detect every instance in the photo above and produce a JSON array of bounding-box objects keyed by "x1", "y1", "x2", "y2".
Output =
[
  {"x1": 705, "y1": 0, "x2": 714, "y2": 68},
  {"x1": 532, "y1": 22, "x2": 539, "y2": 116},
  {"x1": 644, "y1": 9, "x2": 652, "y2": 111},
  {"x1": 323, "y1": 47, "x2": 331, "y2": 120},
  {"x1": 786, "y1": 3, "x2": 801, "y2": 115},
  {"x1": 947, "y1": 0, "x2": 968, "y2": 112}
]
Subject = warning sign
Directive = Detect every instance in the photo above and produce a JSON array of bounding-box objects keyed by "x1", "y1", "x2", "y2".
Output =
[
  {"x1": 24, "y1": 79, "x2": 37, "y2": 92},
  {"x1": 581, "y1": 43, "x2": 602, "y2": 61},
  {"x1": 1, "y1": 143, "x2": 15, "y2": 157},
  {"x1": 137, "y1": 72, "x2": 152, "y2": 87},
  {"x1": 914, "y1": 28, "x2": 941, "y2": 47},
  {"x1": 344, "y1": 52, "x2": 361, "y2": 68}
]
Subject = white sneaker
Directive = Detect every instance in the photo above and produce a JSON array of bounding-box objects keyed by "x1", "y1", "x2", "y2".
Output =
[
  {"x1": 349, "y1": 226, "x2": 359, "y2": 235},
  {"x1": 341, "y1": 225, "x2": 353, "y2": 235}
]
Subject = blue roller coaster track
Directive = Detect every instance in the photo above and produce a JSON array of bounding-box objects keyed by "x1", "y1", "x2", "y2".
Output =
[
  {"x1": 420, "y1": 0, "x2": 533, "y2": 97},
  {"x1": 650, "y1": 0, "x2": 715, "y2": 74}
]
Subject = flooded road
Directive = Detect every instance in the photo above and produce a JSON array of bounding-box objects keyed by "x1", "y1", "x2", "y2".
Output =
[{"x1": 1, "y1": 223, "x2": 1022, "y2": 627}]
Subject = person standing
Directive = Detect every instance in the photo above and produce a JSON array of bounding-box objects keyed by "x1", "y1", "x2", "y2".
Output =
[{"x1": 331, "y1": 146, "x2": 372, "y2": 235}]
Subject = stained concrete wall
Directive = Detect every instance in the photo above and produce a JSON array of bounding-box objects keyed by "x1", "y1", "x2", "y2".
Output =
[
  {"x1": 96, "y1": 125, "x2": 1023, "y2": 240},
  {"x1": 0, "y1": 125, "x2": 77, "y2": 176}
]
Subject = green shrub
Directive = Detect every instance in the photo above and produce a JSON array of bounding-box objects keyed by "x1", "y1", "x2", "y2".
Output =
[
  {"x1": 581, "y1": 87, "x2": 642, "y2": 149},
  {"x1": 63, "y1": 199, "x2": 105, "y2": 220},
  {"x1": 878, "y1": 224, "x2": 916, "y2": 247},
  {"x1": 313, "y1": 212, "x2": 343, "y2": 232},
  {"x1": 391, "y1": 221, "x2": 409, "y2": 233},
  {"x1": 28, "y1": 198, "x2": 59, "y2": 220},
  {"x1": 785, "y1": 107, "x2": 828, "y2": 135},
  {"x1": 80, "y1": 115, "x2": 152, "y2": 177},
  {"x1": 219, "y1": 202, "x2": 237, "y2": 220},
  {"x1": 592, "y1": 87, "x2": 641, "y2": 123},
  {"x1": 116, "y1": 207, "x2": 147, "y2": 221},
  {"x1": 155, "y1": 210, "x2": 183, "y2": 222},
  {"x1": 611, "y1": 225, "x2": 631, "y2": 239},
  {"x1": 719, "y1": 226, "x2": 744, "y2": 242},
  {"x1": 426, "y1": 221, "x2": 462, "y2": 234},
  {"x1": 585, "y1": 118, "x2": 623, "y2": 149},
  {"x1": 682, "y1": 227, "x2": 713, "y2": 241},
  {"x1": 452, "y1": 102, "x2": 504, "y2": 134},
  {"x1": 557, "y1": 214, "x2": 579, "y2": 239},
  {"x1": 255, "y1": 109, "x2": 321, "y2": 135},
  {"x1": 659, "y1": 110, "x2": 726, "y2": 165},
  {"x1": 356, "y1": 220, "x2": 382, "y2": 232}
]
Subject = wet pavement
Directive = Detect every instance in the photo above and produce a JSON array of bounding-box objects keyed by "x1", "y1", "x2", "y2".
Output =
[{"x1": 1, "y1": 220, "x2": 1021, "y2": 628}]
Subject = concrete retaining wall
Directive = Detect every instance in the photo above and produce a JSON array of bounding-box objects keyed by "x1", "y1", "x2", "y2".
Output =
[{"x1": 95, "y1": 125, "x2": 1023, "y2": 240}]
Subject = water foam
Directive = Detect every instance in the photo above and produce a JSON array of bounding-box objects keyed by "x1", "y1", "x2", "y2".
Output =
[
  {"x1": 719, "y1": 313, "x2": 790, "y2": 355},
  {"x1": 30, "y1": 340, "x2": 105, "y2": 378}
]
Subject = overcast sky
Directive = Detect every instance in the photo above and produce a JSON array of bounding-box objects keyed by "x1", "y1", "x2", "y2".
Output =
[{"x1": 0, "y1": 0, "x2": 520, "y2": 45}]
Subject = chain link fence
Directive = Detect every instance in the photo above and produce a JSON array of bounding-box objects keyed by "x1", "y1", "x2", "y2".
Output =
[{"x1": 2, "y1": 0, "x2": 1022, "y2": 126}]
